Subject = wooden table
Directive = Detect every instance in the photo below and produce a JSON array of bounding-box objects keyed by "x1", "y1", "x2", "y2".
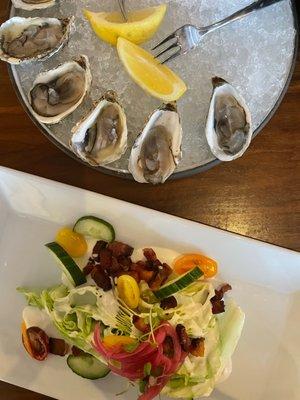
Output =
[{"x1": 0, "y1": 1, "x2": 299, "y2": 398}]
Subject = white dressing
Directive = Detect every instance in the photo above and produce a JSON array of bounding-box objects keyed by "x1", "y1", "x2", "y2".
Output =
[{"x1": 23, "y1": 306, "x2": 61, "y2": 338}]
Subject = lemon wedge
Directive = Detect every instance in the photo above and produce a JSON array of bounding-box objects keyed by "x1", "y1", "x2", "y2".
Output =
[
  {"x1": 117, "y1": 38, "x2": 187, "y2": 102},
  {"x1": 84, "y1": 5, "x2": 167, "y2": 46}
]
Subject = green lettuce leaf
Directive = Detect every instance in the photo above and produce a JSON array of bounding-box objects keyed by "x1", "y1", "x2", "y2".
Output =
[{"x1": 17, "y1": 287, "x2": 43, "y2": 309}]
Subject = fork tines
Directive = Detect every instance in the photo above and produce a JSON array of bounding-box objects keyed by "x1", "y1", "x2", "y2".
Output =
[{"x1": 152, "y1": 33, "x2": 181, "y2": 64}]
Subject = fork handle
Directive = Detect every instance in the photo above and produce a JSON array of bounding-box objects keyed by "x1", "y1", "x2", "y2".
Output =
[{"x1": 203, "y1": 0, "x2": 284, "y2": 33}]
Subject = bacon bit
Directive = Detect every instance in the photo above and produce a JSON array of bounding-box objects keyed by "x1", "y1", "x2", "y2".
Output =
[
  {"x1": 83, "y1": 260, "x2": 95, "y2": 276},
  {"x1": 107, "y1": 241, "x2": 134, "y2": 258},
  {"x1": 148, "y1": 271, "x2": 165, "y2": 290},
  {"x1": 162, "y1": 263, "x2": 173, "y2": 277},
  {"x1": 152, "y1": 259, "x2": 162, "y2": 268},
  {"x1": 106, "y1": 256, "x2": 121, "y2": 276},
  {"x1": 160, "y1": 263, "x2": 173, "y2": 285},
  {"x1": 132, "y1": 316, "x2": 150, "y2": 333},
  {"x1": 23, "y1": 327, "x2": 49, "y2": 361},
  {"x1": 127, "y1": 270, "x2": 141, "y2": 283},
  {"x1": 176, "y1": 324, "x2": 191, "y2": 352},
  {"x1": 160, "y1": 296, "x2": 177, "y2": 310},
  {"x1": 137, "y1": 260, "x2": 147, "y2": 269},
  {"x1": 49, "y1": 338, "x2": 69, "y2": 356},
  {"x1": 91, "y1": 268, "x2": 112, "y2": 291},
  {"x1": 92, "y1": 240, "x2": 108, "y2": 258},
  {"x1": 118, "y1": 256, "x2": 132, "y2": 270},
  {"x1": 139, "y1": 269, "x2": 155, "y2": 283},
  {"x1": 130, "y1": 263, "x2": 143, "y2": 272},
  {"x1": 210, "y1": 284, "x2": 232, "y2": 314},
  {"x1": 143, "y1": 248, "x2": 157, "y2": 262},
  {"x1": 211, "y1": 300, "x2": 225, "y2": 314},
  {"x1": 98, "y1": 248, "x2": 112, "y2": 270},
  {"x1": 189, "y1": 338, "x2": 205, "y2": 357},
  {"x1": 72, "y1": 346, "x2": 85, "y2": 356},
  {"x1": 163, "y1": 335, "x2": 175, "y2": 358}
]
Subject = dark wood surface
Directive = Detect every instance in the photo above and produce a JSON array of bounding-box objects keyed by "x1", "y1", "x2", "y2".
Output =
[{"x1": 0, "y1": 1, "x2": 299, "y2": 398}]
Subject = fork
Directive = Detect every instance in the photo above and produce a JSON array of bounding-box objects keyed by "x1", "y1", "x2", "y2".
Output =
[
  {"x1": 153, "y1": 0, "x2": 284, "y2": 64},
  {"x1": 117, "y1": 0, "x2": 128, "y2": 22}
]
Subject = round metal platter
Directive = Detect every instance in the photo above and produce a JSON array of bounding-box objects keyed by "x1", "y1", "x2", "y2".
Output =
[{"x1": 8, "y1": 0, "x2": 298, "y2": 180}]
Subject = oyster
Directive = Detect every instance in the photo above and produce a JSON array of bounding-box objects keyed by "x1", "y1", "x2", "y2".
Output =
[
  {"x1": 0, "y1": 16, "x2": 73, "y2": 64},
  {"x1": 129, "y1": 103, "x2": 182, "y2": 184},
  {"x1": 70, "y1": 91, "x2": 127, "y2": 166},
  {"x1": 11, "y1": 0, "x2": 56, "y2": 10},
  {"x1": 206, "y1": 77, "x2": 252, "y2": 161},
  {"x1": 29, "y1": 55, "x2": 92, "y2": 125}
]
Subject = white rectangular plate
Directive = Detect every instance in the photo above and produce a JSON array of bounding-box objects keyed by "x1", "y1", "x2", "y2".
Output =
[{"x1": 0, "y1": 166, "x2": 299, "y2": 400}]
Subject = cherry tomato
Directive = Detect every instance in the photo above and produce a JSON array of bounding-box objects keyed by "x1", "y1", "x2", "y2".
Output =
[
  {"x1": 117, "y1": 274, "x2": 140, "y2": 309},
  {"x1": 55, "y1": 227, "x2": 87, "y2": 258},
  {"x1": 174, "y1": 253, "x2": 218, "y2": 278},
  {"x1": 21, "y1": 322, "x2": 49, "y2": 361}
]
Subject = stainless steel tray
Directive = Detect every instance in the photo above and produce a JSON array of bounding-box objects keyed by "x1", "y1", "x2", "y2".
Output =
[{"x1": 9, "y1": 0, "x2": 298, "y2": 179}]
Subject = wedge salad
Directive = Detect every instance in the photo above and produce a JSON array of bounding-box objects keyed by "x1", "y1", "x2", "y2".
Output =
[{"x1": 18, "y1": 215, "x2": 245, "y2": 400}]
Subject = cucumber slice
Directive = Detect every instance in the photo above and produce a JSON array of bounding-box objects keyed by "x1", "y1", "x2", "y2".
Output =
[
  {"x1": 154, "y1": 267, "x2": 203, "y2": 300},
  {"x1": 45, "y1": 242, "x2": 86, "y2": 287},
  {"x1": 73, "y1": 216, "x2": 115, "y2": 242},
  {"x1": 67, "y1": 354, "x2": 110, "y2": 380}
]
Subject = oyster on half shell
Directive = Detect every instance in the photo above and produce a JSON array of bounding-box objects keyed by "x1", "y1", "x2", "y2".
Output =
[
  {"x1": 11, "y1": 0, "x2": 56, "y2": 10},
  {"x1": 70, "y1": 91, "x2": 128, "y2": 166},
  {"x1": 129, "y1": 103, "x2": 182, "y2": 184},
  {"x1": 29, "y1": 55, "x2": 92, "y2": 125},
  {"x1": 0, "y1": 16, "x2": 73, "y2": 64},
  {"x1": 206, "y1": 77, "x2": 253, "y2": 161}
]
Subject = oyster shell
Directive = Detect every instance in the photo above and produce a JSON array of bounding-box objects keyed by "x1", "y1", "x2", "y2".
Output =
[
  {"x1": 28, "y1": 55, "x2": 92, "y2": 125},
  {"x1": 0, "y1": 16, "x2": 73, "y2": 64},
  {"x1": 129, "y1": 103, "x2": 182, "y2": 184},
  {"x1": 11, "y1": 0, "x2": 56, "y2": 10},
  {"x1": 206, "y1": 77, "x2": 252, "y2": 161},
  {"x1": 70, "y1": 91, "x2": 127, "y2": 166}
]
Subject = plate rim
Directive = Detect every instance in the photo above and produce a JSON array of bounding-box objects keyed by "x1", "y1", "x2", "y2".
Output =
[
  {"x1": 7, "y1": 1, "x2": 299, "y2": 181},
  {"x1": 0, "y1": 165, "x2": 299, "y2": 255}
]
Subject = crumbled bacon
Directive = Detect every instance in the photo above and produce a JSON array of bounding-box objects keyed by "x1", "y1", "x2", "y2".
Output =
[
  {"x1": 143, "y1": 248, "x2": 157, "y2": 262},
  {"x1": 148, "y1": 271, "x2": 165, "y2": 290},
  {"x1": 83, "y1": 259, "x2": 96, "y2": 276},
  {"x1": 189, "y1": 337, "x2": 205, "y2": 357},
  {"x1": 127, "y1": 270, "x2": 141, "y2": 283},
  {"x1": 118, "y1": 256, "x2": 132, "y2": 270},
  {"x1": 160, "y1": 296, "x2": 177, "y2": 310},
  {"x1": 210, "y1": 284, "x2": 232, "y2": 314},
  {"x1": 49, "y1": 338, "x2": 69, "y2": 356},
  {"x1": 91, "y1": 268, "x2": 112, "y2": 291},
  {"x1": 139, "y1": 268, "x2": 155, "y2": 283},
  {"x1": 98, "y1": 248, "x2": 112, "y2": 270},
  {"x1": 132, "y1": 316, "x2": 150, "y2": 333},
  {"x1": 106, "y1": 256, "x2": 121, "y2": 276},
  {"x1": 92, "y1": 240, "x2": 108, "y2": 259},
  {"x1": 176, "y1": 324, "x2": 191, "y2": 352},
  {"x1": 107, "y1": 241, "x2": 134, "y2": 258},
  {"x1": 84, "y1": 243, "x2": 174, "y2": 292}
]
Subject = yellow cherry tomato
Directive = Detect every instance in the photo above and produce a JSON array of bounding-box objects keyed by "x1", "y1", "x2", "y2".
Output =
[
  {"x1": 55, "y1": 227, "x2": 87, "y2": 258},
  {"x1": 174, "y1": 253, "x2": 218, "y2": 278},
  {"x1": 117, "y1": 274, "x2": 140, "y2": 309},
  {"x1": 103, "y1": 335, "x2": 137, "y2": 352}
]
